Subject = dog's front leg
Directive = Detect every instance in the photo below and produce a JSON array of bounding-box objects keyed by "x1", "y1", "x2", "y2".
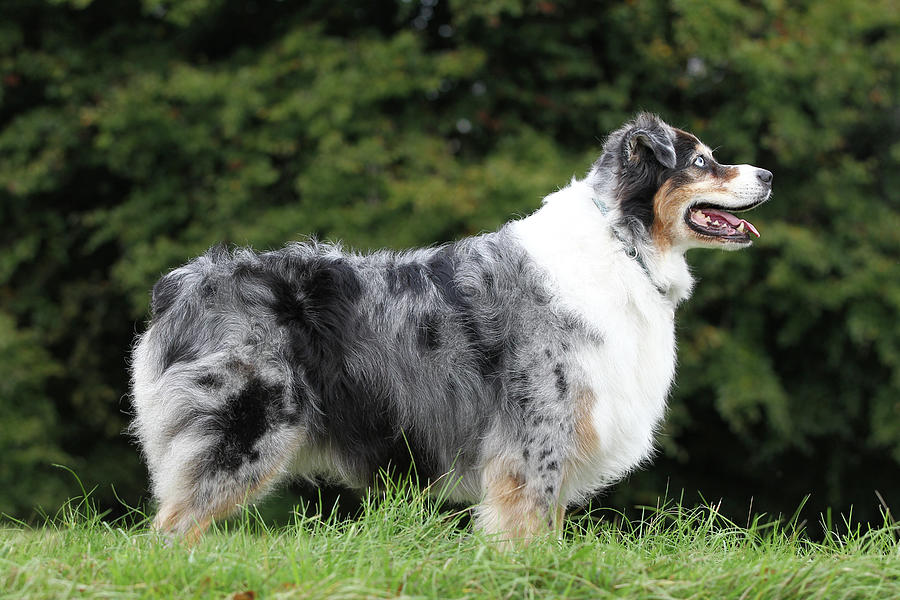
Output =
[{"x1": 474, "y1": 451, "x2": 564, "y2": 548}]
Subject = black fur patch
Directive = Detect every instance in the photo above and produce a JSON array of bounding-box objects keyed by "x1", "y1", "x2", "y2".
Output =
[
  {"x1": 151, "y1": 273, "x2": 180, "y2": 317},
  {"x1": 257, "y1": 254, "x2": 444, "y2": 481},
  {"x1": 672, "y1": 130, "x2": 700, "y2": 169},
  {"x1": 616, "y1": 151, "x2": 668, "y2": 230},
  {"x1": 426, "y1": 247, "x2": 465, "y2": 308},
  {"x1": 417, "y1": 312, "x2": 442, "y2": 351},
  {"x1": 428, "y1": 245, "x2": 507, "y2": 378},
  {"x1": 197, "y1": 373, "x2": 224, "y2": 389},
  {"x1": 387, "y1": 262, "x2": 428, "y2": 295},
  {"x1": 160, "y1": 336, "x2": 199, "y2": 371},
  {"x1": 553, "y1": 364, "x2": 568, "y2": 397},
  {"x1": 508, "y1": 370, "x2": 531, "y2": 408},
  {"x1": 211, "y1": 376, "x2": 284, "y2": 472}
]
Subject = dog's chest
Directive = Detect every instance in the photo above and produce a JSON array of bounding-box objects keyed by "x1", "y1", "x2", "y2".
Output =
[
  {"x1": 583, "y1": 295, "x2": 675, "y2": 450},
  {"x1": 564, "y1": 292, "x2": 677, "y2": 501},
  {"x1": 511, "y1": 204, "x2": 680, "y2": 499}
]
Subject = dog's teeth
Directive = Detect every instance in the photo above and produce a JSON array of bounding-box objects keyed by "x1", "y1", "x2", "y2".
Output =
[{"x1": 737, "y1": 223, "x2": 746, "y2": 233}]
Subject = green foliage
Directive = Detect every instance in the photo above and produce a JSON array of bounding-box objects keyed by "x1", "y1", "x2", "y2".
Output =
[
  {"x1": 0, "y1": 0, "x2": 897, "y2": 523},
  {"x1": 0, "y1": 313, "x2": 69, "y2": 516}
]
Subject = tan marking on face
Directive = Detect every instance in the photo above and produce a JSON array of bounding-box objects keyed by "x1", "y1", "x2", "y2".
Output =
[
  {"x1": 651, "y1": 166, "x2": 742, "y2": 249},
  {"x1": 477, "y1": 457, "x2": 551, "y2": 548},
  {"x1": 651, "y1": 179, "x2": 689, "y2": 250},
  {"x1": 719, "y1": 164, "x2": 740, "y2": 181}
]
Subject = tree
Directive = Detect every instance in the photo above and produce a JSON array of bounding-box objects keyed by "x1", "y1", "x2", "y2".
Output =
[{"x1": 1, "y1": 0, "x2": 897, "y2": 527}]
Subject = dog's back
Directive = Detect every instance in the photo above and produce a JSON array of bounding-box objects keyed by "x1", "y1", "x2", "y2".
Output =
[{"x1": 131, "y1": 231, "x2": 588, "y2": 539}]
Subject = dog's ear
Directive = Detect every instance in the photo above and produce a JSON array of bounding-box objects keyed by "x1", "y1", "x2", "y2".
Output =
[
  {"x1": 596, "y1": 114, "x2": 677, "y2": 232},
  {"x1": 622, "y1": 118, "x2": 676, "y2": 169}
]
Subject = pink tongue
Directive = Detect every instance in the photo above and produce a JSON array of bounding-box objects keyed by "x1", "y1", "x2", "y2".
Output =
[
  {"x1": 703, "y1": 208, "x2": 760, "y2": 238},
  {"x1": 740, "y1": 219, "x2": 760, "y2": 238}
]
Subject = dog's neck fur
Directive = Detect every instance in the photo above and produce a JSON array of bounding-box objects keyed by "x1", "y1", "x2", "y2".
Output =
[
  {"x1": 515, "y1": 175, "x2": 694, "y2": 307},
  {"x1": 586, "y1": 167, "x2": 694, "y2": 303}
]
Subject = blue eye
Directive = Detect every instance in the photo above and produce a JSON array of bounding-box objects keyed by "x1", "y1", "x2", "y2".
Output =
[{"x1": 693, "y1": 156, "x2": 706, "y2": 168}]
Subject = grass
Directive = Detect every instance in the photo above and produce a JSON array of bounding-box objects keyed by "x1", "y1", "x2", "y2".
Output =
[{"x1": 2, "y1": 479, "x2": 900, "y2": 599}]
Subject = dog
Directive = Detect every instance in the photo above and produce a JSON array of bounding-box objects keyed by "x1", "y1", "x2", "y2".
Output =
[{"x1": 130, "y1": 113, "x2": 772, "y2": 544}]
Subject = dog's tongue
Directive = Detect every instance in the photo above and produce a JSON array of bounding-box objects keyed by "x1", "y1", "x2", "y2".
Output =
[{"x1": 702, "y1": 208, "x2": 760, "y2": 238}]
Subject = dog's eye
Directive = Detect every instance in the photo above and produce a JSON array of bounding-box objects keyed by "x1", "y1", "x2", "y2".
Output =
[{"x1": 693, "y1": 156, "x2": 706, "y2": 168}]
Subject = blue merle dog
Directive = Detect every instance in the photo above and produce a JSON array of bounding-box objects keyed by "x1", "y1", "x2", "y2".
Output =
[{"x1": 130, "y1": 113, "x2": 772, "y2": 544}]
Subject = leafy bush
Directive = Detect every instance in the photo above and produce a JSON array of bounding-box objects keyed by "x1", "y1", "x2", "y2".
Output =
[{"x1": 1, "y1": 0, "x2": 897, "y2": 524}]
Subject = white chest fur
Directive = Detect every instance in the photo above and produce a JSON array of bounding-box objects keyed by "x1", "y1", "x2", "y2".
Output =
[{"x1": 510, "y1": 179, "x2": 690, "y2": 504}]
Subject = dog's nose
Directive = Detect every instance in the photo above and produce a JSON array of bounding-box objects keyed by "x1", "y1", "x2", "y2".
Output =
[{"x1": 756, "y1": 169, "x2": 773, "y2": 184}]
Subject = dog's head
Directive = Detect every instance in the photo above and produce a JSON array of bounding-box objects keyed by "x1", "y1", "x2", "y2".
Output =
[{"x1": 593, "y1": 113, "x2": 772, "y2": 251}]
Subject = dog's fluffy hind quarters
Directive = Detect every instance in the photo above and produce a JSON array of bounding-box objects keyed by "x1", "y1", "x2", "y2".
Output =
[{"x1": 129, "y1": 113, "x2": 772, "y2": 546}]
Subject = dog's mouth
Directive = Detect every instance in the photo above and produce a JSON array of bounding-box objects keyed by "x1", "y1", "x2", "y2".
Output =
[{"x1": 685, "y1": 203, "x2": 761, "y2": 242}]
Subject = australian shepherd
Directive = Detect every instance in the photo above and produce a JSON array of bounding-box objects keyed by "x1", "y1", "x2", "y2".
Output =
[{"x1": 130, "y1": 113, "x2": 772, "y2": 544}]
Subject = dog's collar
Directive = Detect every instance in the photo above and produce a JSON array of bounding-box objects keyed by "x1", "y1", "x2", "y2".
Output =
[{"x1": 592, "y1": 196, "x2": 667, "y2": 297}]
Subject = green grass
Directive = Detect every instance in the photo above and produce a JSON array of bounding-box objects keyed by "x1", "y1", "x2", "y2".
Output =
[{"x1": 2, "y1": 481, "x2": 899, "y2": 599}]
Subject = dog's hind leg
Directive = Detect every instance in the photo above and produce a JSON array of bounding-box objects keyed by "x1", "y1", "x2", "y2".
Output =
[
  {"x1": 150, "y1": 425, "x2": 303, "y2": 543},
  {"x1": 135, "y1": 363, "x2": 307, "y2": 543},
  {"x1": 153, "y1": 467, "x2": 288, "y2": 544}
]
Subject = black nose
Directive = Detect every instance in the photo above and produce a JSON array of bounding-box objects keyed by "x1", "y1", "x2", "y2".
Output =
[{"x1": 757, "y1": 168, "x2": 773, "y2": 184}]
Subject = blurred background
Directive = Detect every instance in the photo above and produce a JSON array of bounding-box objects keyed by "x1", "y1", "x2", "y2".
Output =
[{"x1": 1, "y1": 0, "x2": 898, "y2": 532}]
